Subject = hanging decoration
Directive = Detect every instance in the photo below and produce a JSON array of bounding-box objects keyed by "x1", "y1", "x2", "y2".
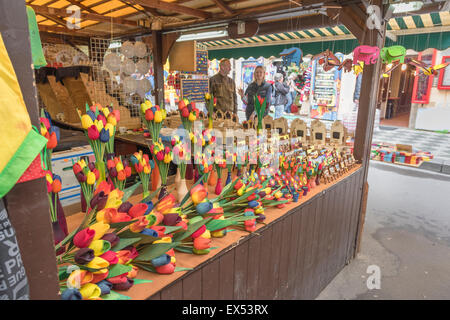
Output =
[{"x1": 352, "y1": 45, "x2": 380, "y2": 65}]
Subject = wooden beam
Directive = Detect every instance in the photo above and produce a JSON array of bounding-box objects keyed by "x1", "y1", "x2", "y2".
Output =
[
  {"x1": 236, "y1": 2, "x2": 292, "y2": 16},
  {"x1": 352, "y1": 1, "x2": 386, "y2": 256},
  {"x1": 152, "y1": 30, "x2": 165, "y2": 105},
  {"x1": 66, "y1": 0, "x2": 98, "y2": 14},
  {"x1": 38, "y1": 25, "x2": 109, "y2": 37},
  {"x1": 140, "y1": 4, "x2": 161, "y2": 17},
  {"x1": 40, "y1": 13, "x2": 68, "y2": 28},
  {"x1": 29, "y1": 4, "x2": 141, "y2": 27},
  {"x1": 211, "y1": 0, "x2": 234, "y2": 16},
  {"x1": 327, "y1": 6, "x2": 364, "y2": 42},
  {"x1": 128, "y1": 0, "x2": 212, "y2": 19},
  {"x1": 162, "y1": 32, "x2": 181, "y2": 64}
]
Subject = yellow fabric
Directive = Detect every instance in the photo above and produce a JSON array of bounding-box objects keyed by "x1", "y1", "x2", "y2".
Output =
[{"x1": 0, "y1": 34, "x2": 32, "y2": 173}]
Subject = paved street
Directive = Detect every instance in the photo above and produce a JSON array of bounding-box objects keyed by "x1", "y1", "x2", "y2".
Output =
[{"x1": 317, "y1": 161, "x2": 450, "y2": 300}]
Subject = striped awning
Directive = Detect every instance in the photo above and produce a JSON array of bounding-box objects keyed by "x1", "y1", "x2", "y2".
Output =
[{"x1": 205, "y1": 12, "x2": 450, "y2": 59}]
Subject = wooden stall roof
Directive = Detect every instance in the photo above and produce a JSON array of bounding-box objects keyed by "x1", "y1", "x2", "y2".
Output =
[{"x1": 27, "y1": 0, "x2": 449, "y2": 45}]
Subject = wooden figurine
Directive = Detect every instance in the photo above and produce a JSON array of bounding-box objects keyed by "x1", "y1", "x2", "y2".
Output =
[
  {"x1": 330, "y1": 120, "x2": 346, "y2": 145},
  {"x1": 310, "y1": 119, "x2": 327, "y2": 146},
  {"x1": 290, "y1": 118, "x2": 307, "y2": 144}
]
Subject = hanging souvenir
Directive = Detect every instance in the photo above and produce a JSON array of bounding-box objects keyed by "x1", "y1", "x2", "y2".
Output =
[
  {"x1": 380, "y1": 45, "x2": 406, "y2": 64},
  {"x1": 408, "y1": 58, "x2": 449, "y2": 76},
  {"x1": 311, "y1": 49, "x2": 341, "y2": 72},
  {"x1": 353, "y1": 45, "x2": 380, "y2": 65}
]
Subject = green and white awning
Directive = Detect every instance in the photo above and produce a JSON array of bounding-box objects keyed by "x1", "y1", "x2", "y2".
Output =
[{"x1": 205, "y1": 12, "x2": 450, "y2": 60}]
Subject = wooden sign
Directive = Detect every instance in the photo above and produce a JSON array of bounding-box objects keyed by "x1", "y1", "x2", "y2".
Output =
[
  {"x1": 290, "y1": 118, "x2": 307, "y2": 144},
  {"x1": 273, "y1": 117, "x2": 288, "y2": 135},
  {"x1": 262, "y1": 115, "x2": 274, "y2": 133},
  {"x1": 169, "y1": 41, "x2": 196, "y2": 72},
  {"x1": 330, "y1": 120, "x2": 345, "y2": 145},
  {"x1": 310, "y1": 119, "x2": 327, "y2": 145}
]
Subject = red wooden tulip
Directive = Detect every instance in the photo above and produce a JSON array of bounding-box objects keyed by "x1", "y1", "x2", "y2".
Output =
[{"x1": 73, "y1": 228, "x2": 95, "y2": 248}]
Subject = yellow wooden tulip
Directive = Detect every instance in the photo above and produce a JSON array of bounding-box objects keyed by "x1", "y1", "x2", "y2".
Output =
[
  {"x1": 86, "y1": 171, "x2": 96, "y2": 185},
  {"x1": 105, "y1": 123, "x2": 114, "y2": 137},
  {"x1": 81, "y1": 114, "x2": 94, "y2": 129},
  {"x1": 199, "y1": 229, "x2": 211, "y2": 239},
  {"x1": 116, "y1": 162, "x2": 124, "y2": 172},
  {"x1": 154, "y1": 110, "x2": 162, "y2": 123},
  {"x1": 86, "y1": 257, "x2": 109, "y2": 272},
  {"x1": 145, "y1": 100, "x2": 152, "y2": 107},
  {"x1": 107, "y1": 114, "x2": 117, "y2": 126},
  {"x1": 141, "y1": 103, "x2": 149, "y2": 113},
  {"x1": 40, "y1": 125, "x2": 48, "y2": 136},
  {"x1": 94, "y1": 119, "x2": 104, "y2": 132},
  {"x1": 188, "y1": 113, "x2": 196, "y2": 122},
  {"x1": 88, "y1": 240, "x2": 110, "y2": 256},
  {"x1": 90, "y1": 221, "x2": 110, "y2": 240},
  {"x1": 79, "y1": 283, "x2": 101, "y2": 300},
  {"x1": 45, "y1": 173, "x2": 53, "y2": 184},
  {"x1": 102, "y1": 107, "x2": 110, "y2": 118},
  {"x1": 96, "y1": 209, "x2": 108, "y2": 223},
  {"x1": 153, "y1": 236, "x2": 172, "y2": 244}
]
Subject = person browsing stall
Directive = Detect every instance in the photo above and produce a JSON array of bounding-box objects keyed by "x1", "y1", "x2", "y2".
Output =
[
  {"x1": 209, "y1": 58, "x2": 237, "y2": 114},
  {"x1": 238, "y1": 65, "x2": 272, "y2": 121}
]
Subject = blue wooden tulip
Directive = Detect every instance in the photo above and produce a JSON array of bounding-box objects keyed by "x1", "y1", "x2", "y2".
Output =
[
  {"x1": 87, "y1": 110, "x2": 96, "y2": 122},
  {"x1": 226, "y1": 172, "x2": 232, "y2": 185},
  {"x1": 141, "y1": 228, "x2": 158, "y2": 237},
  {"x1": 100, "y1": 128, "x2": 110, "y2": 142},
  {"x1": 61, "y1": 288, "x2": 82, "y2": 300},
  {"x1": 97, "y1": 280, "x2": 113, "y2": 295},
  {"x1": 144, "y1": 201, "x2": 154, "y2": 215},
  {"x1": 248, "y1": 200, "x2": 259, "y2": 208},
  {"x1": 196, "y1": 201, "x2": 213, "y2": 215},
  {"x1": 151, "y1": 254, "x2": 171, "y2": 267}
]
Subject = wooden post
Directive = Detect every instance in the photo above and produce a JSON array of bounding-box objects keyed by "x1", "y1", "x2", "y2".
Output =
[
  {"x1": 340, "y1": 1, "x2": 387, "y2": 258},
  {"x1": 1, "y1": 1, "x2": 59, "y2": 299},
  {"x1": 152, "y1": 30, "x2": 165, "y2": 106}
]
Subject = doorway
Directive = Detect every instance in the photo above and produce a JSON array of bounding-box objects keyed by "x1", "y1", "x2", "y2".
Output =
[{"x1": 379, "y1": 56, "x2": 417, "y2": 128}]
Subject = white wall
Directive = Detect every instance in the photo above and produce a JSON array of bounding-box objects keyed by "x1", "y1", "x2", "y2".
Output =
[{"x1": 414, "y1": 48, "x2": 450, "y2": 131}]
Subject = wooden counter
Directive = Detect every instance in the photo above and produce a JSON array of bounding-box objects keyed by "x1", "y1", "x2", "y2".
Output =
[{"x1": 66, "y1": 165, "x2": 363, "y2": 300}]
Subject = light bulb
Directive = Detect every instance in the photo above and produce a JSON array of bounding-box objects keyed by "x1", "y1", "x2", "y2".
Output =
[{"x1": 401, "y1": 64, "x2": 407, "y2": 71}]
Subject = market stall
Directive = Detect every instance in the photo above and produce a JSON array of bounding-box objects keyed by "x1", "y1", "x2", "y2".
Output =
[{"x1": 0, "y1": 0, "x2": 415, "y2": 300}]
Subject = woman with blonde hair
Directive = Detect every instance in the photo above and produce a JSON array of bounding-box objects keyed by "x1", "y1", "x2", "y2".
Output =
[{"x1": 238, "y1": 65, "x2": 272, "y2": 121}]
